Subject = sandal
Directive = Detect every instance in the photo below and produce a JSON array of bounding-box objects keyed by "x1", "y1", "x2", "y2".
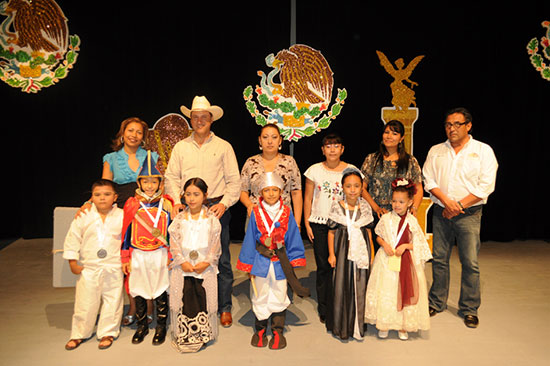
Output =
[
  {"x1": 65, "y1": 339, "x2": 83, "y2": 351},
  {"x1": 122, "y1": 314, "x2": 135, "y2": 326},
  {"x1": 98, "y1": 336, "x2": 114, "y2": 350}
]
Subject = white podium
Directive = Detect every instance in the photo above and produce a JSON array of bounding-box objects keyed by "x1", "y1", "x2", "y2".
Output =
[{"x1": 52, "y1": 207, "x2": 80, "y2": 287}]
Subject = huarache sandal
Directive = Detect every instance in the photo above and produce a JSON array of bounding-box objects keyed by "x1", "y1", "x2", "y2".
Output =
[
  {"x1": 122, "y1": 314, "x2": 135, "y2": 326},
  {"x1": 98, "y1": 336, "x2": 114, "y2": 350},
  {"x1": 65, "y1": 339, "x2": 83, "y2": 351}
]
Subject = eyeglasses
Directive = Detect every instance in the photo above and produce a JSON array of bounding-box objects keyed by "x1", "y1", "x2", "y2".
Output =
[{"x1": 444, "y1": 121, "x2": 469, "y2": 129}]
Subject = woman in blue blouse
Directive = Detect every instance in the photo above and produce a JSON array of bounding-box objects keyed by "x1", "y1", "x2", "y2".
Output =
[{"x1": 102, "y1": 117, "x2": 159, "y2": 207}]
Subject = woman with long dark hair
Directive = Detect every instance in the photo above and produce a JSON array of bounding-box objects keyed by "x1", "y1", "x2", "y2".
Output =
[{"x1": 361, "y1": 120, "x2": 423, "y2": 219}]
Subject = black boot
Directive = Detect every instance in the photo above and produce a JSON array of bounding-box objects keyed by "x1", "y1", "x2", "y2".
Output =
[
  {"x1": 250, "y1": 316, "x2": 268, "y2": 347},
  {"x1": 132, "y1": 296, "x2": 149, "y2": 344},
  {"x1": 269, "y1": 310, "x2": 287, "y2": 350},
  {"x1": 152, "y1": 291, "x2": 168, "y2": 345}
]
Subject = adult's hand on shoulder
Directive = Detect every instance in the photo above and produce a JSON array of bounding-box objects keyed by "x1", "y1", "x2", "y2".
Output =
[
  {"x1": 209, "y1": 203, "x2": 226, "y2": 219},
  {"x1": 172, "y1": 203, "x2": 185, "y2": 217},
  {"x1": 246, "y1": 204, "x2": 257, "y2": 217},
  {"x1": 74, "y1": 202, "x2": 92, "y2": 219}
]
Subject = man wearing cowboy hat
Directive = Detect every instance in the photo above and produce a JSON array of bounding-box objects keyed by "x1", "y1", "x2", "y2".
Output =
[{"x1": 164, "y1": 96, "x2": 241, "y2": 327}]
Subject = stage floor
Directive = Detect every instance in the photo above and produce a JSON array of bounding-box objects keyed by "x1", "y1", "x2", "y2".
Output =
[{"x1": 0, "y1": 238, "x2": 548, "y2": 365}]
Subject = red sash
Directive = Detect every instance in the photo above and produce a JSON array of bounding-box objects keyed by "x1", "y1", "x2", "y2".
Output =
[{"x1": 396, "y1": 214, "x2": 419, "y2": 311}]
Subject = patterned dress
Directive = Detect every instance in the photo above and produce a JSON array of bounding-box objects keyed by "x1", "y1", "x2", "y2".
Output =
[
  {"x1": 240, "y1": 153, "x2": 302, "y2": 208},
  {"x1": 360, "y1": 153, "x2": 422, "y2": 211}
]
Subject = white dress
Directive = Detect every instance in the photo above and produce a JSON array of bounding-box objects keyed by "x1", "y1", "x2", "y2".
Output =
[
  {"x1": 365, "y1": 211, "x2": 432, "y2": 332},
  {"x1": 168, "y1": 207, "x2": 222, "y2": 352}
]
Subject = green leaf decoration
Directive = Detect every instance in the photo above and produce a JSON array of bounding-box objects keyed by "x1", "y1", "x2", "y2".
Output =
[
  {"x1": 38, "y1": 77, "x2": 53, "y2": 87},
  {"x1": 15, "y1": 50, "x2": 30, "y2": 63},
  {"x1": 66, "y1": 51, "x2": 75, "y2": 64},
  {"x1": 54, "y1": 66, "x2": 67, "y2": 78}
]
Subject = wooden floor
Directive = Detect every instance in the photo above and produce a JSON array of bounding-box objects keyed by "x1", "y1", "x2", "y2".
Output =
[{"x1": 0, "y1": 238, "x2": 548, "y2": 366}]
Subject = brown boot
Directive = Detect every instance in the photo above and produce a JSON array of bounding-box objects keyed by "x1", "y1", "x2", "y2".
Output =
[
  {"x1": 251, "y1": 317, "x2": 268, "y2": 347},
  {"x1": 268, "y1": 311, "x2": 287, "y2": 350}
]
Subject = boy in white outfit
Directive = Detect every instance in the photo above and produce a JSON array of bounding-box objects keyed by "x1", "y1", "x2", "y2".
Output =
[{"x1": 63, "y1": 179, "x2": 124, "y2": 350}]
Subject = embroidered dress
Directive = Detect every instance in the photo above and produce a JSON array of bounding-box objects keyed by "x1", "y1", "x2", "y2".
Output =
[
  {"x1": 240, "y1": 154, "x2": 302, "y2": 208},
  {"x1": 168, "y1": 207, "x2": 222, "y2": 353},
  {"x1": 365, "y1": 211, "x2": 432, "y2": 332},
  {"x1": 325, "y1": 198, "x2": 374, "y2": 340}
]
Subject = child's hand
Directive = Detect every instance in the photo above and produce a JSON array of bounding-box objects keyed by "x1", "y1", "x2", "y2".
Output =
[
  {"x1": 193, "y1": 262, "x2": 210, "y2": 274},
  {"x1": 395, "y1": 244, "x2": 412, "y2": 257},
  {"x1": 383, "y1": 244, "x2": 394, "y2": 257},
  {"x1": 69, "y1": 260, "x2": 83, "y2": 275},
  {"x1": 395, "y1": 246, "x2": 406, "y2": 257},
  {"x1": 181, "y1": 262, "x2": 194, "y2": 272},
  {"x1": 328, "y1": 254, "x2": 336, "y2": 268},
  {"x1": 122, "y1": 262, "x2": 131, "y2": 275},
  {"x1": 305, "y1": 224, "x2": 314, "y2": 243}
]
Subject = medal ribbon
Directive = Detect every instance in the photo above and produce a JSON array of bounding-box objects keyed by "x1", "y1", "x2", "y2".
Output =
[
  {"x1": 344, "y1": 202, "x2": 358, "y2": 234},
  {"x1": 257, "y1": 198, "x2": 284, "y2": 240},
  {"x1": 139, "y1": 198, "x2": 163, "y2": 229}
]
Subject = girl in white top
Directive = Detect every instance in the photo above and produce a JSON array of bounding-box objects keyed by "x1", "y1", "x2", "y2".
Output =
[
  {"x1": 168, "y1": 177, "x2": 222, "y2": 353},
  {"x1": 303, "y1": 133, "x2": 361, "y2": 322}
]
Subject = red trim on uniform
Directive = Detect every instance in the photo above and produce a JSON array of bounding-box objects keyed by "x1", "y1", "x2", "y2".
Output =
[
  {"x1": 236, "y1": 259, "x2": 253, "y2": 272},
  {"x1": 290, "y1": 258, "x2": 306, "y2": 267}
]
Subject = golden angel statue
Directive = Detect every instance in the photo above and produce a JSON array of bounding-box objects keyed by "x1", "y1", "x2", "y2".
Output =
[{"x1": 376, "y1": 50, "x2": 424, "y2": 111}]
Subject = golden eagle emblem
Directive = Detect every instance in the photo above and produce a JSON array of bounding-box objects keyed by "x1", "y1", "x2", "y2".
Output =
[
  {"x1": 244, "y1": 44, "x2": 347, "y2": 142},
  {"x1": 0, "y1": 0, "x2": 80, "y2": 93}
]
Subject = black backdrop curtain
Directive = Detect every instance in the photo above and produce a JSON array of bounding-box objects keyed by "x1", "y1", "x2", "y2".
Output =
[{"x1": 2, "y1": 1, "x2": 549, "y2": 242}]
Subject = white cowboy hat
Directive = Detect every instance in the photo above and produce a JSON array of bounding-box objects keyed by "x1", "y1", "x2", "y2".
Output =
[{"x1": 180, "y1": 96, "x2": 224, "y2": 121}]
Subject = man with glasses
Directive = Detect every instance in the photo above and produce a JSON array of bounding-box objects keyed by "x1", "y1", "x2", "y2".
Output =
[{"x1": 422, "y1": 107, "x2": 498, "y2": 328}]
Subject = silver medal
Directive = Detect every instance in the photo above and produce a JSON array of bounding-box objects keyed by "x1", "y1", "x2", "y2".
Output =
[{"x1": 97, "y1": 249, "x2": 107, "y2": 258}]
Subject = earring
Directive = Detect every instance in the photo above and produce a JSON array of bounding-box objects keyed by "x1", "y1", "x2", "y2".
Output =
[
  {"x1": 259, "y1": 145, "x2": 263, "y2": 151},
  {"x1": 141, "y1": 140, "x2": 145, "y2": 147},
  {"x1": 278, "y1": 145, "x2": 282, "y2": 150},
  {"x1": 120, "y1": 136, "x2": 124, "y2": 144}
]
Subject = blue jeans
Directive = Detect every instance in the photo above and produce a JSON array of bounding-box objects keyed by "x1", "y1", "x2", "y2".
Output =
[
  {"x1": 429, "y1": 205, "x2": 482, "y2": 316},
  {"x1": 217, "y1": 210, "x2": 234, "y2": 313}
]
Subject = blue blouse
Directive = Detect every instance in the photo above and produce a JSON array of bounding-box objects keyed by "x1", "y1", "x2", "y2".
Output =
[{"x1": 103, "y1": 147, "x2": 159, "y2": 185}]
